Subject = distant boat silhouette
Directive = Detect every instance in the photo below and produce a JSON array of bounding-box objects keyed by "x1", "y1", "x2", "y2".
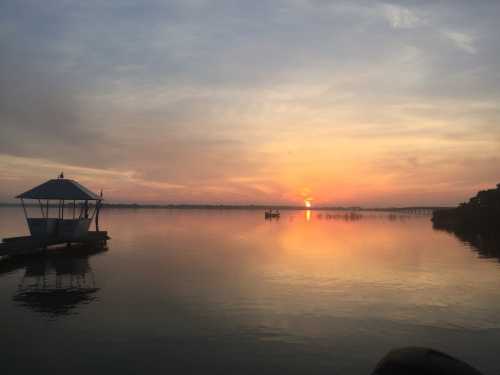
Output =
[{"x1": 264, "y1": 209, "x2": 280, "y2": 219}]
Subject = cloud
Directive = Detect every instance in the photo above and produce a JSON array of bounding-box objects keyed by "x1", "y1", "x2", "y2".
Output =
[
  {"x1": 0, "y1": 0, "x2": 499, "y2": 205},
  {"x1": 442, "y1": 30, "x2": 476, "y2": 54},
  {"x1": 382, "y1": 4, "x2": 426, "y2": 29}
]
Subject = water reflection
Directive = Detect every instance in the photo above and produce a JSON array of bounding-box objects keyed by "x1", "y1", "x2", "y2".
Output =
[
  {"x1": 0, "y1": 244, "x2": 105, "y2": 317},
  {"x1": 433, "y1": 225, "x2": 500, "y2": 262},
  {"x1": 311, "y1": 211, "x2": 414, "y2": 222},
  {"x1": 2, "y1": 208, "x2": 500, "y2": 374}
]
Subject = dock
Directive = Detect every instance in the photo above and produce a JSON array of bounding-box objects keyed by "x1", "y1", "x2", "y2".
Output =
[{"x1": 0, "y1": 231, "x2": 110, "y2": 257}]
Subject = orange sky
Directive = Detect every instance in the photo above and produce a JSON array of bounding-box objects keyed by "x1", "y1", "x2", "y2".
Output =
[{"x1": 1, "y1": 1, "x2": 499, "y2": 206}]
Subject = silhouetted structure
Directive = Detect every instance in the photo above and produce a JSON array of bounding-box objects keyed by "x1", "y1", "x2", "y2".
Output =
[{"x1": 0, "y1": 174, "x2": 109, "y2": 256}]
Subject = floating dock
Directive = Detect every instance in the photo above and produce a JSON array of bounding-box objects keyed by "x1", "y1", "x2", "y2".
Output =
[{"x1": 0, "y1": 231, "x2": 109, "y2": 257}]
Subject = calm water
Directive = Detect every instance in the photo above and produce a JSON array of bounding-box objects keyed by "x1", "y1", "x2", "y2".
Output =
[{"x1": 1, "y1": 208, "x2": 500, "y2": 374}]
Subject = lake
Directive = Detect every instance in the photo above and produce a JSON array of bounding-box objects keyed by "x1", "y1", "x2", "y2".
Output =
[{"x1": 1, "y1": 207, "x2": 499, "y2": 374}]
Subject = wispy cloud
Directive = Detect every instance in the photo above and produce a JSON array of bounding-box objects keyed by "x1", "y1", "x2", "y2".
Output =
[
  {"x1": 442, "y1": 30, "x2": 476, "y2": 54},
  {"x1": 382, "y1": 4, "x2": 426, "y2": 29}
]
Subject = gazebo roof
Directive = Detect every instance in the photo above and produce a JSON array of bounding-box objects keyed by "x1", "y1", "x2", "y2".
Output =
[{"x1": 16, "y1": 179, "x2": 101, "y2": 201}]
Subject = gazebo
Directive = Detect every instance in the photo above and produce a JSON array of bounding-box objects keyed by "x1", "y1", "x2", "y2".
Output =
[
  {"x1": 0, "y1": 174, "x2": 109, "y2": 257},
  {"x1": 16, "y1": 174, "x2": 103, "y2": 239}
]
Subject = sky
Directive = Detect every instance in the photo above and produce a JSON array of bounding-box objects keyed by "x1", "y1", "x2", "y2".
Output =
[{"x1": 1, "y1": 0, "x2": 499, "y2": 206}]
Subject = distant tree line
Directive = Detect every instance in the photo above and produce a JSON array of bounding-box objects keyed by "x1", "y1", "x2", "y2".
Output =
[{"x1": 432, "y1": 183, "x2": 500, "y2": 231}]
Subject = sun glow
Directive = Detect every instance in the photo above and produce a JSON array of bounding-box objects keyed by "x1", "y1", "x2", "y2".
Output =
[{"x1": 305, "y1": 200, "x2": 312, "y2": 208}]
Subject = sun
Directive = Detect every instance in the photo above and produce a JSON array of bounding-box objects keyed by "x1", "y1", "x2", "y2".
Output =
[{"x1": 304, "y1": 200, "x2": 312, "y2": 208}]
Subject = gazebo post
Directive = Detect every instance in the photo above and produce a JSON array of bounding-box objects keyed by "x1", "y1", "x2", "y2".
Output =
[
  {"x1": 21, "y1": 198, "x2": 28, "y2": 220},
  {"x1": 96, "y1": 190, "x2": 103, "y2": 231},
  {"x1": 95, "y1": 199, "x2": 101, "y2": 231},
  {"x1": 38, "y1": 199, "x2": 45, "y2": 218}
]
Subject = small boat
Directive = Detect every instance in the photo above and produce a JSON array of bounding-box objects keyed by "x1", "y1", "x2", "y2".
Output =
[{"x1": 264, "y1": 209, "x2": 280, "y2": 219}]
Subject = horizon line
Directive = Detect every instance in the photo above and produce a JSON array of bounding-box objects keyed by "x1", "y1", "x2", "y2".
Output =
[{"x1": 0, "y1": 202, "x2": 454, "y2": 211}]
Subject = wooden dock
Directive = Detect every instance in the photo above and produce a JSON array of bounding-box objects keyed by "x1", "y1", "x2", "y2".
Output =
[{"x1": 0, "y1": 231, "x2": 110, "y2": 257}]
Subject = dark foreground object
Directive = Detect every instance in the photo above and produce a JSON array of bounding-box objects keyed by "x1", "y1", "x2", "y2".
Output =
[
  {"x1": 373, "y1": 347, "x2": 482, "y2": 375},
  {"x1": 0, "y1": 231, "x2": 109, "y2": 257}
]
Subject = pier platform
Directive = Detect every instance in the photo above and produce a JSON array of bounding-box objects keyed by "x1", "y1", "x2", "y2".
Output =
[{"x1": 0, "y1": 231, "x2": 110, "y2": 257}]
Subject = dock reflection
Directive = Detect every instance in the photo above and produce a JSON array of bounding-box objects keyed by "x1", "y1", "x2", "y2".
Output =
[{"x1": 0, "y1": 244, "x2": 106, "y2": 317}]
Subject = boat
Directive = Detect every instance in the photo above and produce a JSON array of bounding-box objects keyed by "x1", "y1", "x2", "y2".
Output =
[
  {"x1": 264, "y1": 209, "x2": 280, "y2": 219},
  {"x1": 0, "y1": 173, "x2": 109, "y2": 257}
]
